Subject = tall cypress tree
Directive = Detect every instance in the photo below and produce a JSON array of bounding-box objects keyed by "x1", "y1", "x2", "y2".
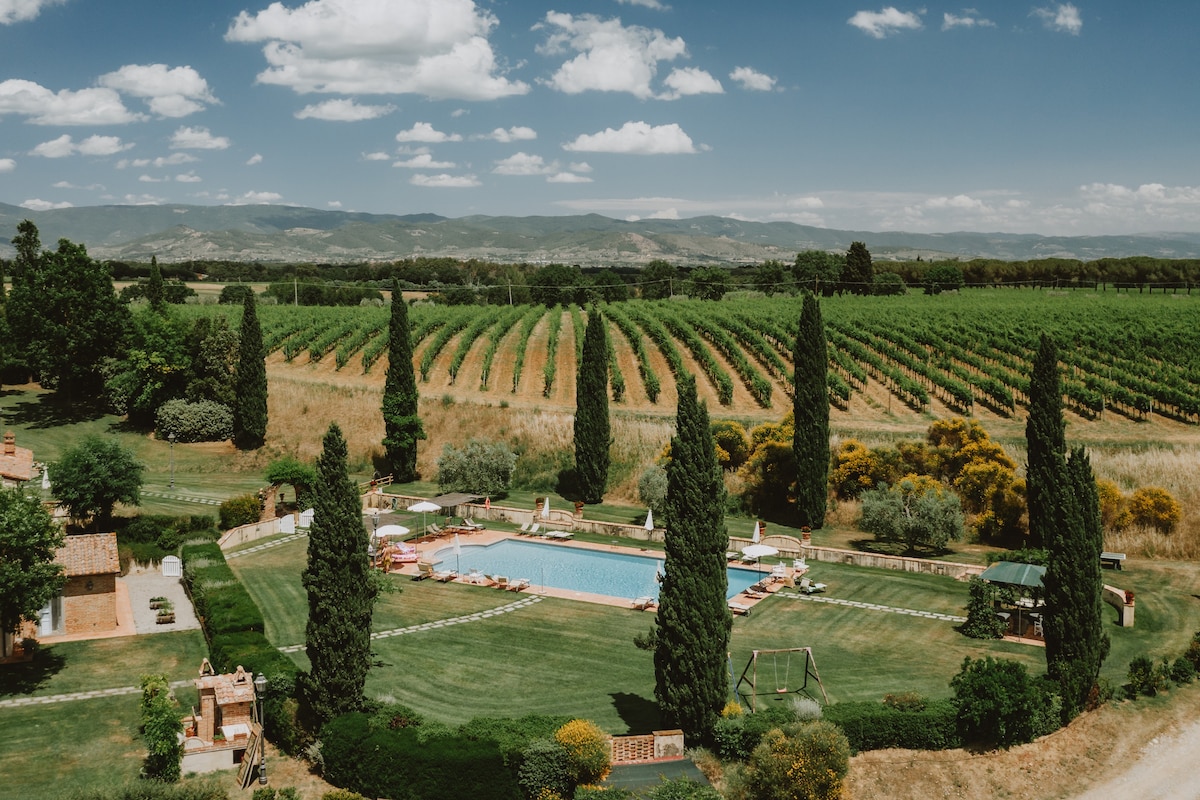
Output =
[
  {"x1": 793, "y1": 291, "x2": 829, "y2": 529},
  {"x1": 654, "y1": 374, "x2": 730, "y2": 741},
  {"x1": 233, "y1": 292, "x2": 268, "y2": 449},
  {"x1": 146, "y1": 256, "x2": 165, "y2": 313},
  {"x1": 1025, "y1": 334, "x2": 1065, "y2": 549},
  {"x1": 573, "y1": 306, "x2": 611, "y2": 504},
  {"x1": 381, "y1": 281, "x2": 424, "y2": 482},
  {"x1": 1045, "y1": 446, "x2": 1111, "y2": 722},
  {"x1": 300, "y1": 423, "x2": 378, "y2": 728}
]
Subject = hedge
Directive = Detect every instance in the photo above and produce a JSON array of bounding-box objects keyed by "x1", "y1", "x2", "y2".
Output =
[
  {"x1": 182, "y1": 541, "x2": 265, "y2": 635},
  {"x1": 322, "y1": 713, "x2": 521, "y2": 800},
  {"x1": 823, "y1": 700, "x2": 961, "y2": 753}
]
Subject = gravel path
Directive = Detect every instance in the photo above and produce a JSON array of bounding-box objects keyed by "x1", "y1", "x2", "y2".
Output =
[
  {"x1": 122, "y1": 568, "x2": 200, "y2": 633},
  {"x1": 1071, "y1": 717, "x2": 1200, "y2": 800}
]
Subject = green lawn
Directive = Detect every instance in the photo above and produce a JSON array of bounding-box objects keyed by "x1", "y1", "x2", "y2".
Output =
[{"x1": 230, "y1": 540, "x2": 1200, "y2": 734}]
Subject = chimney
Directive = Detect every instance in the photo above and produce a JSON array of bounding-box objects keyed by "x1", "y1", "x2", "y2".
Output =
[{"x1": 3, "y1": 431, "x2": 14, "y2": 456}]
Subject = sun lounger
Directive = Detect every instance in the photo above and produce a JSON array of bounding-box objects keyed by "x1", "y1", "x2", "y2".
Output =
[
  {"x1": 433, "y1": 569, "x2": 457, "y2": 582},
  {"x1": 495, "y1": 576, "x2": 509, "y2": 590},
  {"x1": 726, "y1": 551, "x2": 741, "y2": 562},
  {"x1": 427, "y1": 523, "x2": 442, "y2": 536},
  {"x1": 743, "y1": 590, "x2": 767, "y2": 600},
  {"x1": 414, "y1": 561, "x2": 436, "y2": 581},
  {"x1": 632, "y1": 596, "x2": 657, "y2": 610},
  {"x1": 546, "y1": 530, "x2": 573, "y2": 540},
  {"x1": 728, "y1": 601, "x2": 752, "y2": 616},
  {"x1": 509, "y1": 578, "x2": 530, "y2": 592},
  {"x1": 798, "y1": 577, "x2": 826, "y2": 594},
  {"x1": 528, "y1": 523, "x2": 540, "y2": 535},
  {"x1": 464, "y1": 518, "x2": 485, "y2": 530},
  {"x1": 519, "y1": 522, "x2": 532, "y2": 533}
]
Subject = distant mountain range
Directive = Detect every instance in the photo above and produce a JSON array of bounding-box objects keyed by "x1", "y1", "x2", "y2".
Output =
[{"x1": 3, "y1": 202, "x2": 1200, "y2": 264}]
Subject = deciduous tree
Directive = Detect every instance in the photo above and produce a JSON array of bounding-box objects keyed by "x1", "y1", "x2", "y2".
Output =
[
  {"x1": 51, "y1": 436, "x2": 144, "y2": 531},
  {"x1": 654, "y1": 374, "x2": 730, "y2": 741},
  {"x1": 381, "y1": 282, "x2": 424, "y2": 482},
  {"x1": 843, "y1": 241, "x2": 875, "y2": 296},
  {"x1": 300, "y1": 423, "x2": 377, "y2": 729},
  {"x1": 574, "y1": 307, "x2": 611, "y2": 504},
  {"x1": 0, "y1": 489, "x2": 65, "y2": 658},
  {"x1": 233, "y1": 292, "x2": 268, "y2": 449},
  {"x1": 793, "y1": 292, "x2": 829, "y2": 529}
]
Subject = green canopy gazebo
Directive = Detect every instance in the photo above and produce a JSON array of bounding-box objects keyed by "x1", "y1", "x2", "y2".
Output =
[{"x1": 978, "y1": 561, "x2": 1046, "y2": 640}]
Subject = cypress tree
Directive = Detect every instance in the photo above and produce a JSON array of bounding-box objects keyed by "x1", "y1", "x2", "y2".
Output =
[
  {"x1": 1025, "y1": 334, "x2": 1065, "y2": 549},
  {"x1": 381, "y1": 281, "x2": 424, "y2": 482},
  {"x1": 793, "y1": 291, "x2": 829, "y2": 529},
  {"x1": 654, "y1": 374, "x2": 730, "y2": 742},
  {"x1": 573, "y1": 306, "x2": 611, "y2": 504},
  {"x1": 1045, "y1": 446, "x2": 1111, "y2": 722},
  {"x1": 233, "y1": 292, "x2": 268, "y2": 449},
  {"x1": 147, "y1": 256, "x2": 165, "y2": 313},
  {"x1": 844, "y1": 241, "x2": 875, "y2": 295},
  {"x1": 300, "y1": 423, "x2": 378, "y2": 728}
]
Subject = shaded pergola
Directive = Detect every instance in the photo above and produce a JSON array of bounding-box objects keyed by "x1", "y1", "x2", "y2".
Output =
[{"x1": 979, "y1": 561, "x2": 1046, "y2": 640}]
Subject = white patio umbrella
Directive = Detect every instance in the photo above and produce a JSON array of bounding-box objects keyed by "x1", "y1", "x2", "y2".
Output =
[
  {"x1": 41, "y1": 467, "x2": 50, "y2": 491},
  {"x1": 407, "y1": 500, "x2": 441, "y2": 533},
  {"x1": 644, "y1": 508, "x2": 654, "y2": 531},
  {"x1": 453, "y1": 532, "x2": 462, "y2": 573},
  {"x1": 740, "y1": 542, "x2": 779, "y2": 573},
  {"x1": 752, "y1": 519, "x2": 761, "y2": 543},
  {"x1": 374, "y1": 524, "x2": 410, "y2": 542},
  {"x1": 541, "y1": 496, "x2": 550, "y2": 519}
]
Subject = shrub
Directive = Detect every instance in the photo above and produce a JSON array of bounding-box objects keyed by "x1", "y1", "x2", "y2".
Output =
[
  {"x1": 321, "y1": 791, "x2": 368, "y2": 800},
  {"x1": 436, "y1": 438, "x2": 517, "y2": 495},
  {"x1": 1185, "y1": 632, "x2": 1200, "y2": 670},
  {"x1": 517, "y1": 739, "x2": 573, "y2": 800},
  {"x1": 575, "y1": 788, "x2": 633, "y2": 800},
  {"x1": 1127, "y1": 487, "x2": 1182, "y2": 534},
  {"x1": 219, "y1": 493, "x2": 262, "y2": 530},
  {"x1": 950, "y1": 656, "x2": 1053, "y2": 748},
  {"x1": 712, "y1": 715, "x2": 753, "y2": 761},
  {"x1": 824, "y1": 700, "x2": 959, "y2": 753},
  {"x1": 156, "y1": 399, "x2": 234, "y2": 443},
  {"x1": 140, "y1": 673, "x2": 182, "y2": 782},
  {"x1": 745, "y1": 721, "x2": 850, "y2": 800},
  {"x1": 1126, "y1": 655, "x2": 1157, "y2": 698},
  {"x1": 790, "y1": 696, "x2": 823, "y2": 721},
  {"x1": 458, "y1": 714, "x2": 574, "y2": 769},
  {"x1": 644, "y1": 778, "x2": 723, "y2": 800},
  {"x1": 554, "y1": 719, "x2": 611, "y2": 786},
  {"x1": 1170, "y1": 656, "x2": 1196, "y2": 685},
  {"x1": 881, "y1": 692, "x2": 926, "y2": 712},
  {"x1": 219, "y1": 284, "x2": 255, "y2": 305},
  {"x1": 961, "y1": 576, "x2": 1006, "y2": 639}
]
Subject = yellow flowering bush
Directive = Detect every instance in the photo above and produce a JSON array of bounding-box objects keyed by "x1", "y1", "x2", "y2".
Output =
[{"x1": 554, "y1": 719, "x2": 611, "y2": 786}]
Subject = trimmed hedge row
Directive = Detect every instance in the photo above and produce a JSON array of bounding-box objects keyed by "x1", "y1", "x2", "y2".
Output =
[
  {"x1": 180, "y1": 540, "x2": 302, "y2": 753},
  {"x1": 323, "y1": 713, "x2": 521, "y2": 800},
  {"x1": 823, "y1": 700, "x2": 960, "y2": 753}
]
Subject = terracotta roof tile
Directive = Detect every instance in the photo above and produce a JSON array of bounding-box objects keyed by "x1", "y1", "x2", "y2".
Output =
[
  {"x1": 0, "y1": 431, "x2": 34, "y2": 483},
  {"x1": 56, "y1": 533, "x2": 120, "y2": 577}
]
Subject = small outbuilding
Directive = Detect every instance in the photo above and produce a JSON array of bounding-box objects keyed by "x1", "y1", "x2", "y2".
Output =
[
  {"x1": 0, "y1": 431, "x2": 34, "y2": 488},
  {"x1": 42, "y1": 533, "x2": 121, "y2": 637}
]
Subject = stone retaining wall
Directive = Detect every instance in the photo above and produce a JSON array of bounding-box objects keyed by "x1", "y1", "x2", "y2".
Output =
[{"x1": 798, "y1": 544, "x2": 984, "y2": 581}]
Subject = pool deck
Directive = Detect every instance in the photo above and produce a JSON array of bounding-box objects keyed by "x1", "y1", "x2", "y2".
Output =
[{"x1": 384, "y1": 528, "x2": 795, "y2": 613}]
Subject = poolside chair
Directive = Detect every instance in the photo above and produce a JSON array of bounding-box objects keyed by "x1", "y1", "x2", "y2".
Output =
[
  {"x1": 728, "y1": 601, "x2": 752, "y2": 616},
  {"x1": 495, "y1": 576, "x2": 509, "y2": 590},
  {"x1": 547, "y1": 530, "x2": 573, "y2": 541},
  {"x1": 509, "y1": 578, "x2": 530, "y2": 592},
  {"x1": 433, "y1": 569, "x2": 457, "y2": 582},
  {"x1": 414, "y1": 561, "x2": 436, "y2": 581},
  {"x1": 427, "y1": 523, "x2": 443, "y2": 536},
  {"x1": 798, "y1": 577, "x2": 826, "y2": 594},
  {"x1": 519, "y1": 522, "x2": 532, "y2": 534},
  {"x1": 465, "y1": 518, "x2": 485, "y2": 530},
  {"x1": 771, "y1": 563, "x2": 788, "y2": 580},
  {"x1": 632, "y1": 596, "x2": 657, "y2": 611},
  {"x1": 743, "y1": 590, "x2": 767, "y2": 600},
  {"x1": 528, "y1": 523, "x2": 540, "y2": 535}
]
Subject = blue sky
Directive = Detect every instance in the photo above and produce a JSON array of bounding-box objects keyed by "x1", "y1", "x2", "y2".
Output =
[{"x1": 2, "y1": 0, "x2": 1198, "y2": 235}]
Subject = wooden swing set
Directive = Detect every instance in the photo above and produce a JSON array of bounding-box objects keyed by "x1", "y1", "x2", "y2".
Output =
[{"x1": 733, "y1": 647, "x2": 829, "y2": 712}]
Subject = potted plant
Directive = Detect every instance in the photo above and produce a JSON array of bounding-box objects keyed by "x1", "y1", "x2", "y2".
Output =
[
  {"x1": 149, "y1": 596, "x2": 167, "y2": 610},
  {"x1": 156, "y1": 600, "x2": 175, "y2": 624}
]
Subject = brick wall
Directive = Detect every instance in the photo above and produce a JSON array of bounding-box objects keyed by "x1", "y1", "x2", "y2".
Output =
[
  {"x1": 610, "y1": 734, "x2": 656, "y2": 764},
  {"x1": 62, "y1": 574, "x2": 117, "y2": 635}
]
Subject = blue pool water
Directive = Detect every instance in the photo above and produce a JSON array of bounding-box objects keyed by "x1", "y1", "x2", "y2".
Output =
[{"x1": 431, "y1": 538, "x2": 762, "y2": 601}]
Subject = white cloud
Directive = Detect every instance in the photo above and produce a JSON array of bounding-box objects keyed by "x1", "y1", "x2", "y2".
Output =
[
  {"x1": 493, "y1": 152, "x2": 554, "y2": 176},
  {"x1": 848, "y1": 7, "x2": 923, "y2": 38},
  {"x1": 563, "y1": 121, "x2": 698, "y2": 155},
  {"x1": 0, "y1": 158, "x2": 16, "y2": 172},
  {"x1": 536, "y1": 12, "x2": 687, "y2": 99},
  {"x1": 170, "y1": 126, "x2": 230, "y2": 150},
  {"x1": 362, "y1": 151, "x2": 391, "y2": 161},
  {"x1": 659, "y1": 67, "x2": 723, "y2": 100},
  {"x1": 295, "y1": 98, "x2": 396, "y2": 121},
  {"x1": 569, "y1": 161, "x2": 592, "y2": 173},
  {"x1": 246, "y1": 153, "x2": 263, "y2": 165},
  {"x1": 616, "y1": 0, "x2": 667, "y2": 9},
  {"x1": 116, "y1": 193, "x2": 166, "y2": 205},
  {"x1": 547, "y1": 172, "x2": 592, "y2": 184},
  {"x1": 230, "y1": 191, "x2": 284, "y2": 205},
  {"x1": 0, "y1": 0, "x2": 67, "y2": 25},
  {"x1": 327, "y1": 200, "x2": 343, "y2": 208},
  {"x1": 0, "y1": 79, "x2": 144, "y2": 125},
  {"x1": 395, "y1": 122, "x2": 462, "y2": 143},
  {"x1": 98, "y1": 64, "x2": 217, "y2": 117},
  {"x1": 138, "y1": 174, "x2": 164, "y2": 183},
  {"x1": 729, "y1": 66, "x2": 776, "y2": 92},
  {"x1": 225, "y1": 0, "x2": 528, "y2": 101},
  {"x1": 942, "y1": 10, "x2": 995, "y2": 30},
  {"x1": 479, "y1": 125, "x2": 538, "y2": 142},
  {"x1": 31, "y1": 134, "x2": 131, "y2": 158},
  {"x1": 1033, "y1": 3, "x2": 1082, "y2": 35},
  {"x1": 117, "y1": 153, "x2": 197, "y2": 169},
  {"x1": 175, "y1": 172, "x2": 202, "y2": 183},
  {"x1": 393, "y1": 153, "x2": 457, "y2": 169},
  {"x1": 410, "y1": 173, "x2": 481, "y2": 188},
  {"x1": 20, "y1": 198, "x2": 73, "y2": 211}
]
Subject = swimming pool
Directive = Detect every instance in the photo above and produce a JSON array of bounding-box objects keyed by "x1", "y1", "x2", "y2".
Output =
[{"x1": 431, "y1": 538, "x2": 762, "y2": 601}]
